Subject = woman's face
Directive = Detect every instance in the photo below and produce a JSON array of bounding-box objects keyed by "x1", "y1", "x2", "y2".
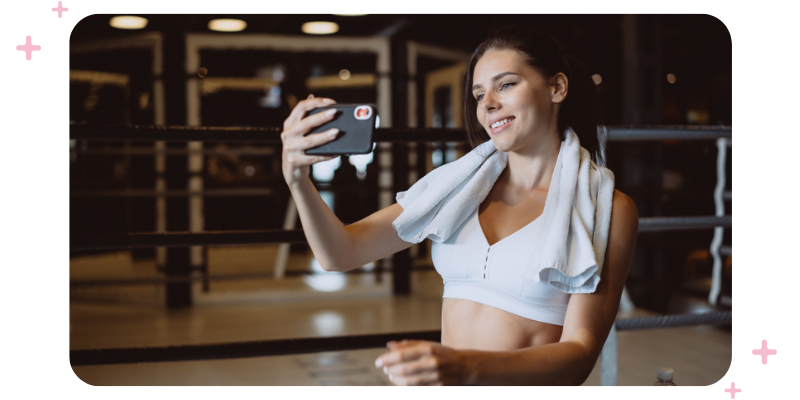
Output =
[{"x1": 471, "y1": 48, "x2": 561, "y2": 153}]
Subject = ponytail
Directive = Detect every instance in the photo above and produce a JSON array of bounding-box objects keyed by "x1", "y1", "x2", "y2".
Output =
[{"x1": 560, "y1": 54, "x2": 604, "y2": 166}]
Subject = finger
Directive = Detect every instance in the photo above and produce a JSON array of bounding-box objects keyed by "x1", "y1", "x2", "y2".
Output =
[
  {"x1": 308, "y1": 93, "x2": 314, "y2": 99},
  {"x1": 285, "y1": 100, "x2": 336, "y2": 133},
  {"x1": 412, "y1": 371, "x2": 443, "y2": 386},
  {"x1": 295, "y1": 108, "x2": 339, "y2": 134},
  {"x1": 378, "y1": 344, "x2": 433, "y2": 367},
  {"x1": 388, "y1": 340, "x2": 423, "y2": 348},
  {"x1": 285, "y1": 98, "x2": 336, "y2": 127},
  {"x1": 385, "y1": 356, "x2": 437, "y2": 377},
  {"x1": 390, "y1": 371, "x2": 441, "y2": 386},
  {"x1": 284, "y1": 127, "x2": 338, "y2": 154},
  {"x1": 301, "y1": 128, "x2": 339, "y2": 150},
  {"x1": 288, "y1": 152, "x2": 338, "y2": 167}
]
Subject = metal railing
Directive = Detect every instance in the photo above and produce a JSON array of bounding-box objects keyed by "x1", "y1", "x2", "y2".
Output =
[
  {"x1": 70, "y1": 310, "x2": 731, "y2": 367},
  {"x1": 70, "y1": 124, "x2": 731, "y2": 143},
  {"x1": 70, "y1": 124, "x2": 732, "y2": 384}
]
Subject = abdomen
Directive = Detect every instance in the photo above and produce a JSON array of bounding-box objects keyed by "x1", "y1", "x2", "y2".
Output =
[{"x1": 441, "y1": 298, "x2": 563, "y2": 351}]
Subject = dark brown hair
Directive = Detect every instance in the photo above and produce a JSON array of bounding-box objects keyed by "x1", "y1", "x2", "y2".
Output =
[{"x1": 463, "y1": 26, "x2": 604, "y2": 165}]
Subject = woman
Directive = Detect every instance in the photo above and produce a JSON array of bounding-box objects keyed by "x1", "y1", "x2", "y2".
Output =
[{"x1": 280, "y1": 26, "x2": 638, "y2": 385}]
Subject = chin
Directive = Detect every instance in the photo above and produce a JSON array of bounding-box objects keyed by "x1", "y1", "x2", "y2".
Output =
[{"x1": 490, "y1": 138, "x2": 512, "y2": 153}]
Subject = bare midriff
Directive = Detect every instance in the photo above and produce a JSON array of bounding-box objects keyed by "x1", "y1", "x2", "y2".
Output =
[
  {"x1": 441, "y1": 298, "x2": 563, "y2": 351},
  {"x1": 439, "y1": 168, "x2": 563, "y2": 351}
]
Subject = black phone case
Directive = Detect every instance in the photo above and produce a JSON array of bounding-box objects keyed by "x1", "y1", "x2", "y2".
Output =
[{"x1": 303, "y1": 104, "x2": 377, "y2": 155}]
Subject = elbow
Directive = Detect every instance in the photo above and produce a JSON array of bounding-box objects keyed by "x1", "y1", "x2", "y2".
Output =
[
  {"x1": 572, "y1": 367, "x2": 593, "y2": 386},
  {"x1": 319, "y1": 255, "x2": 356, "y2": 272},
  {"x1": 559, "y1": 358, "x2": 594, "y2": 386},
  {"x1": 318, "y1": 260, "x2": 343, "y2": 272},
  {"x1": 566, "y1": 341, "x2": 600, "y2": 386}
]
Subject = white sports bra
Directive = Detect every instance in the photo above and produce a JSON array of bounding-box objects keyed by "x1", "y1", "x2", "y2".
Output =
[{"x1": 431, "y1": 207, "x2": 571, "y2": 326}]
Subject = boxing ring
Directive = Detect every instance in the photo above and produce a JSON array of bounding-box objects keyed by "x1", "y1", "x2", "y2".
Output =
[{"x1": 70, "y1": 124, "x2": 732, "y2": 385}]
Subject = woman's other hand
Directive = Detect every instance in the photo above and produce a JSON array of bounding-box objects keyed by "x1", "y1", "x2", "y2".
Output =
[
  {"x1": 374, "y1": 340, "x2": 469, "y2": 386},
  {"x1": 280, "y1": 94, "x2": 340, "y2": 187}
]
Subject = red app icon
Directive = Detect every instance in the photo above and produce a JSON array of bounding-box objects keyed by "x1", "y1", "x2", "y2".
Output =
[{"x1": 354, "y1": 106, "x2": 371, "y2": 120}]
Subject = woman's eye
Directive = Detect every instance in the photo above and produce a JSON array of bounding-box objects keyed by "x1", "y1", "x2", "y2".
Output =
[
  {"x1": 475, "y1": 94, "x2": 484, "y2": 102},
  {"x1": 501, "y1": 82, "x2": 516, "y2": 90}
]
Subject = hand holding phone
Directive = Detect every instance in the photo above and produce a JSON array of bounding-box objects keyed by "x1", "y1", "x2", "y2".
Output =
[
  {"x1": 304, "y1": 104, "x2": 379, "y2": 156},
  {"x1": 280, "y1": 96, "x2": 343, "y2": 186}
]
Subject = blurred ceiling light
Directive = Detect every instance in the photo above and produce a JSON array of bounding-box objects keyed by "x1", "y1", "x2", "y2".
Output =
[
  {"x1": 109, "y1": 16, "x2": 148, "y2": 30},
  {"x1": 70, "y1": 70, "x2": 129, "y2": 87},
  {"x1": 302, "y1": 21, "x2": 339, "y2": 35},
  {"x1": 667, "y1": 73, "x2": 677, "y2": 84},
  {"x1": 201, "y1": 77, "x2": 277, "y2": 95},
  {"x1": 306, "y1": 73, "x2": 375, "y2": 90},
  {"x1": 591, "y1": 74, "x2": 603, "y2": 85},
  {"x1": 339, "y1": 69, "x2": 351, "y2": 80},
  {"x1": 209, "y1": 19, "x2": 247, "y2": 32},
  {"x1": 139, "y1": 92, "x2": 150, "y2": 110}
]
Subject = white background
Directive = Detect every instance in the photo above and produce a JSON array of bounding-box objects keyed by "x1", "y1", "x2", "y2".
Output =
[{"x1": 2, "y1": 1, "x2": 792, "y2": 398}]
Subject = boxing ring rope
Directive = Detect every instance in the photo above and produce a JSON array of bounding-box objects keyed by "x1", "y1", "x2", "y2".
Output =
[
  {"x1": 70, "y1": 215, "x2": 731, "y2": 251},
  {"x1": 70, "y1": 311, "x2": 731, "y2": 367},
  {"x1": 70, "y1": 124, "x2": 732, "y2": 384},
  {"x1": 71, "y1": 124, "x2": 731, "y2": 142}
]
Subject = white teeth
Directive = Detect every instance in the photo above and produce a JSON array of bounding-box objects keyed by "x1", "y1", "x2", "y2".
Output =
[{"x1": 491, "y1": 118, "x2": 513, "y2": 129}]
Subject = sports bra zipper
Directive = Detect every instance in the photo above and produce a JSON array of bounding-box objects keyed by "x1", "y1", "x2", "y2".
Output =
[{"x1": 484, "y1": 246, "x2": 491, "y2": 279}]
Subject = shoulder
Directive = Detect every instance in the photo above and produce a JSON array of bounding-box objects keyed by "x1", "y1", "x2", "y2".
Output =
[
  {"x1": 611, "y1": 189, "x2": 638, "y2": 233},
  {"x1": 611, "y1": 189, "x2": 639, "y2": 218}
]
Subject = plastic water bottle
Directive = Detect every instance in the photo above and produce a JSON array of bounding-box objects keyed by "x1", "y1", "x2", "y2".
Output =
[{"x1": 653, "y1": 367, "x2": 677, "y2": 386}]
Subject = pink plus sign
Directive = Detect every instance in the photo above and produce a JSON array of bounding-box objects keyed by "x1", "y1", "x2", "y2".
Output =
[
  {"x1": 752, "y1": 339, "x2": 777, "y2": 364},
  {"x1": 725, "y1": 382, "x2": 741, "y2": 399},
  {"x1": 16, "y1": 36, "x2": 41, "y2": 61},
  {"x1": 52, "y1": 2, "x2": 68, "y2": 18}
]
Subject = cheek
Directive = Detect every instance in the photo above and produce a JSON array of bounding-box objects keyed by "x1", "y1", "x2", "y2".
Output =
[{"x1": 476, "y1": 108, "x2": 488, "y2": 127}]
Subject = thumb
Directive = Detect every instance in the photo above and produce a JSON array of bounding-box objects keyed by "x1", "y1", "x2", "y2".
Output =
[{"x1": 387, "y1": 339, "x2": 420, "y2": 349}]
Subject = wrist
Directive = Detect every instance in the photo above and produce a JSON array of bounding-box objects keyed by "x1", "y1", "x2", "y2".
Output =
[
  {"x1": 457, "y1": 349, "x2": 483, "y2": 386},
  {"x1": 287, "y1": 175, "x2": 313, "y2": 193}
]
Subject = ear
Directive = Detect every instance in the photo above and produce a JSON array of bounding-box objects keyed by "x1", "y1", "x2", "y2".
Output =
[{"x1": 551, "y1": 73, "x2": 568, "y2": 104}]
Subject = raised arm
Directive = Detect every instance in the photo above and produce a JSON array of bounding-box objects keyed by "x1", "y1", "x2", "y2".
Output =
[{"x1": 281, "y1": 95, "x2": 414, "y2": 272}]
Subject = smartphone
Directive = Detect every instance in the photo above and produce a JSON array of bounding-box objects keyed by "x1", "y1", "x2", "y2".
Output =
[{"x1": 303, "y1": 104, "x2": 379, "y2": 155}]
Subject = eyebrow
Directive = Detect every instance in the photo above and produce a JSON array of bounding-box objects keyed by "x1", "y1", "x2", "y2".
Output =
[{"x1": 472, "y1": 71, "x2": 519, "y2": 91}]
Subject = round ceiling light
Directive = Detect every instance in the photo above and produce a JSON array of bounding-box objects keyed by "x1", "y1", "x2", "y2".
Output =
[
  {"x1": 667, "y1": 73, "x2": 677, "y2": 84},
  {"x1": 208, "y1": 19, "x2": 247, "y2": 32},
  {"x1": 109, "y1": 16, "x2": 148, "y2": 30},
  {"x1": 301, "y1": 21, "x2": 339, "y2": 35}
]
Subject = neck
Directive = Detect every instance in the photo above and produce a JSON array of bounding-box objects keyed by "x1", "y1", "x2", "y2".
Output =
[{"x1": 502, "y1": 128, "x2": 562, "y2": 192}]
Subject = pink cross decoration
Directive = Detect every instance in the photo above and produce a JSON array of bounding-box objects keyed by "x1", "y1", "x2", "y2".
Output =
[
  {"x1": 16, "y1": 36, "x2": 41, "y2": 61},
  {"x1": 752, "y1": 339, "x2": 777, "y2": 364},
  {"x1": 52, "y1": 2, "x2": 68, "y2": 18},
  {"x1": 725, "y1": 382, "x2": 741, "y2": 399}
]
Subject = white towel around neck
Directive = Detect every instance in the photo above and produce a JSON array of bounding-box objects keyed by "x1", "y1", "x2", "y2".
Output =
[{"x1": 392, "y1": 128, "x2": 615, "y2": 294}]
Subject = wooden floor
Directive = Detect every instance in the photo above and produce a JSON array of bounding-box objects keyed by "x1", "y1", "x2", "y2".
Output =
[{"x1": 70, "y1": 245, "x2": 731, "y2": 386}]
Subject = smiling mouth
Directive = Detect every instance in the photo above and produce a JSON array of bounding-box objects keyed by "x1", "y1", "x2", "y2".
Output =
[{"x1": 490, "y1": 117, "x2": 515, "y2": 130}]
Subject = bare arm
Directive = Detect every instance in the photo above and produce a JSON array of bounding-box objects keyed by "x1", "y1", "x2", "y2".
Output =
[
  {"x1": 375, "y1": 189, "x2": 639, "y2": 385},
  {"x1": 282, "y1": 95, "x2": 413, "y2": 272},
  {"x1": 289, "y1": 178, "x2": 413, "y2": 272},
  {"x1": 461, "y1": 189, "x2": 639, "y2": 385}
]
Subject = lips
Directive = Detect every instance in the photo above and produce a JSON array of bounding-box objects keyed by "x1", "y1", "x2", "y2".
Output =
[{"x1": 489, "y1": 116, "x2": 515, "y2": 134}]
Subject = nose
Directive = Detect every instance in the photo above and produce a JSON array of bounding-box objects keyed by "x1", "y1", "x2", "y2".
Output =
[{"x1": 481, "y1": 91, "x2": 499, "y2": 111}]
